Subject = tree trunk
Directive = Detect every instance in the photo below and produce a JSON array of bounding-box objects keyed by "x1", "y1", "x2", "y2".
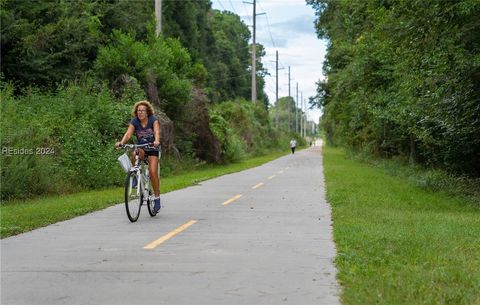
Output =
[{"x1": 145, "y1": 69, "x2": 161, "y2": 109}]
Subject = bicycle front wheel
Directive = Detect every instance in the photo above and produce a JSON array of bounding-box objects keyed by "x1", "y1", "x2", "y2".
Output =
[{"x1": 125, "y1": 172, "x2": 142, "y2": 222}]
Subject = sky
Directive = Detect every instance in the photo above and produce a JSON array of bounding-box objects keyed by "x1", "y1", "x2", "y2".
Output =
[{"x1": 210, "y1": 0, "x2": 328, "y2": 123}]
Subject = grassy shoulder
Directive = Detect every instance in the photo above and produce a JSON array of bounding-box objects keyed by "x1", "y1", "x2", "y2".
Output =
[
  {"x1": 323, "y1": 145, "x2": 480, "y2": 305},
  {"x1": 0, "y1": 149, "x2": 290, "y2": 238}
]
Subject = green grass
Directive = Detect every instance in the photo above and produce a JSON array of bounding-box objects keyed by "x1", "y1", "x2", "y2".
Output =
[
  {"x1": 323, "y1": 146, "x2": 480, "y2": 305},
  {"x1": 0, "y1": 150, "x2": 290, "y2": 238}
]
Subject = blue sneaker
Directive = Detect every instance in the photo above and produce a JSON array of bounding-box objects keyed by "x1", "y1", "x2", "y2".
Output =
[
  {"x1": 154, "y1": 197, "x2": 161, "y2": 213},
  {"x1": 131, "y1": 176, "x2": 137, "y2": 188}
]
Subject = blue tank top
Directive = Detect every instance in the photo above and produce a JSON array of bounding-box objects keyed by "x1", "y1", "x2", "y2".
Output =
[{"x1": 130, "y1": 116, "x2": 158, "y2": 147}]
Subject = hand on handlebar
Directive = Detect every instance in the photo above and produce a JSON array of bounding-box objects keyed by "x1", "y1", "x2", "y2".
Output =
[{"x1": 117, "y1": 142, "x2": 159, "y2": 151}]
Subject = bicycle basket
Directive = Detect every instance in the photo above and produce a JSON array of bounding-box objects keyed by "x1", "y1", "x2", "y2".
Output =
[{"x1": 117, "y1": 153, "x2": 132, "y2": 173}]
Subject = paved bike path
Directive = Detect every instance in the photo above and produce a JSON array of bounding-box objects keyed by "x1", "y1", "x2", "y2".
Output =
[{"x1": 1, "y1": 144, "x2": 340, "y2": 305}]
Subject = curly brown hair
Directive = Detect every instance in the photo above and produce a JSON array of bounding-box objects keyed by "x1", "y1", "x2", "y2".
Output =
[{"x1": 132, "y1": 100, "x2": 155, "y2": 117}]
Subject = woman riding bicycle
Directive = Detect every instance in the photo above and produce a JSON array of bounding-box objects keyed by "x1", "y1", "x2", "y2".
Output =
[{"x1": 115, "y1": 100, "x2": 161, "y2": 212}]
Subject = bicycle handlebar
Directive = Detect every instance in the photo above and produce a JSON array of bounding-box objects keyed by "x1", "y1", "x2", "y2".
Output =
[{"x1": 120, "y1": 143, "x2": 160, "y2": 151}]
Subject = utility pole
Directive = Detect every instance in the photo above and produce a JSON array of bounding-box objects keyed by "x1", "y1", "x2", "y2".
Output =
[
  {"x1": 288, "y1": 66, "x2": 291, "y2": 98},
  {"x1": 275, "y1": 50, "x2": 279, "y2": 128},
  {"x1": 301, "y1": 92, "x2": 304, "y2": 137},
  {"x1": 251, "y1": 0, "x2": 257, "y2": 103},
  {"x1": 302, "y1": 96, "x2": 305, "y2": 137},
  {"x1": 155, "y1": 0, "x2": 162, "y2": 36},
  {"x1": 288, "y1": 66, "x2": 291, "y2": 132},
  {"x1": 303, "y1": 95, "x2": 307, "y2": 137},
  {"x1": 295, "y1": 83, "x2": 299, "y2": 133},
  {"x1": 244, "y1": 0, "x2": 264, "y2": 103}
]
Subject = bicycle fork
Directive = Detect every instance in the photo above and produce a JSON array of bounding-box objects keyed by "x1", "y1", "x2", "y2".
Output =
[
  {"x1": 143, "y1": 174, "x2": 152, "y2": 203},
  {"x1": 130, "y1": 166, "x2": 152, "y2": 205}
]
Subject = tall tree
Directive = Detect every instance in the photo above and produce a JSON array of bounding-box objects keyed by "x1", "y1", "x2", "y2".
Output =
[
  {"x1": 307, "y1": 0, "x2": 480, "y2": 175},
  {"x1": 1, "y1": 0, "x2": 270, "y2": 107},
  {"x1": 1, "y1": 0, "x2": 103, "y2": 87},
  {"x1": 162, "y1": 0, "x2": 213, "y2": 62},
  {"x1": 99, "y1": 0, "x2": 154, "y2": 40},
  {"x1": 206, "y1": 10, "x2": 251, "y2": 101}
]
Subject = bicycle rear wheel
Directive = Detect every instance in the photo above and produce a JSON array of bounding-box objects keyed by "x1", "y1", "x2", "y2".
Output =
[{"x1": 125, "y1": 172, "x2": 142, "y2": 222}]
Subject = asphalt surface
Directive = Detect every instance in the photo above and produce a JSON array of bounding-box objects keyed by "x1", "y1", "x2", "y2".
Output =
[{"x1": 1, "y1": 144, "x2": 340, "y2": 305}]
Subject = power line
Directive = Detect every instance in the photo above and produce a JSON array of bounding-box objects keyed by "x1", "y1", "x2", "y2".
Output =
[
  {"x1": 217, "y1": 0, "x2": 226, "y2": 11},
  {"x1": 257, "y1": 1, "x2": 276, "y2": 49},
  {"x1": 210, "y1": 72, "x2": 250, "y2": 82},
  {"x1": 263, "y1": 76, "x2": 276, "y2": 93},
  {"x1": 228, "y1": 0, "x2": 237, "y2": 13},
  {"x1": 264, "y1": 83, "x2": 276, "y2": 95},
  {"x1": 264, "y1": 14, "x2": 276, "y2": 49},
  {"x1": 241, "y1": 1, "x2": 252, "y2": 25}
]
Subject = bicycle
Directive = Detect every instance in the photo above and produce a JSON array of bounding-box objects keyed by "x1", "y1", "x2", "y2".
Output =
[{"x1": 119, "y1": 143, "x2": 160, "y2": 222}]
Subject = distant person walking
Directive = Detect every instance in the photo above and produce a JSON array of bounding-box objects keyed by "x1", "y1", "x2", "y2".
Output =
[{"x1": 290, "y1": 139, "x2": 297, "y2": 154}]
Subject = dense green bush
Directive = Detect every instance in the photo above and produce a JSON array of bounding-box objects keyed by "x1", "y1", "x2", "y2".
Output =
[
  {"x1": 0, "y1": 81, "x2": 141, "y2": 200},
  {"x1": 0, "y1": 82, "x2": 293, "y2": 201},
  {"x1": 95, "y1": 30, "x2": 193, "y2": 119},
  {"x1": 209, "y1": 100, "x2": 291, "y2": 162},
  {"x1": 209, "y1": 108, "x2": 246, "y2": 162}
]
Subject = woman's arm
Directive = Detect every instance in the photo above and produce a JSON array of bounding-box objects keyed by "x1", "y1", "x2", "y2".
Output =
[
  {"x1": 115, "y1": 124, "x2": 135, "y2": 147},
  {"x1": 153, "y1": 120, "x2": 160, "y2": 147}
]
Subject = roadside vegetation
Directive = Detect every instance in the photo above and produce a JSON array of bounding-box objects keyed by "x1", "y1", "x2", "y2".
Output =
[
  {"x1": 0, "y1": 82, "x2": 303, "y2": 201},
  {"x1": 1, "y1": 1, "x2": 312, "y2": 202},
  {"x1": 323, "y1": 145, "x2": 480, "y2": 305},
  {"x1": 310, "y1": 2, "x2": 480, "y2": 301},
  {"x1": 307, "y1": 0, "x2": 480, "y2": 177}
]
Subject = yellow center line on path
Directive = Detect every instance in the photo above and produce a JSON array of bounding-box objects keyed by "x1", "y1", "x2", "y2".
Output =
[
  {"x1": 222, "y1": 194, "x2": 242, "y2": 206},
  {"x1": 268, "y1": 175, "x2": 275, "y2": 180},
  {"x1": 144, "y1": 220, "x2": 198, "y2": 250},
  {"x1": 252, "y1": 182, "x2": 264, "y2": 189}
]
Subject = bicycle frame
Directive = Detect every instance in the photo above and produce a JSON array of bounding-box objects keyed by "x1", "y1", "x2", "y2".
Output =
[
  {"x1": 120, "y1": 144, "x2": 160, "y2": 222},
  {"x1": 128, "y1": 146, "x2": 151, "y2": 202}
]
